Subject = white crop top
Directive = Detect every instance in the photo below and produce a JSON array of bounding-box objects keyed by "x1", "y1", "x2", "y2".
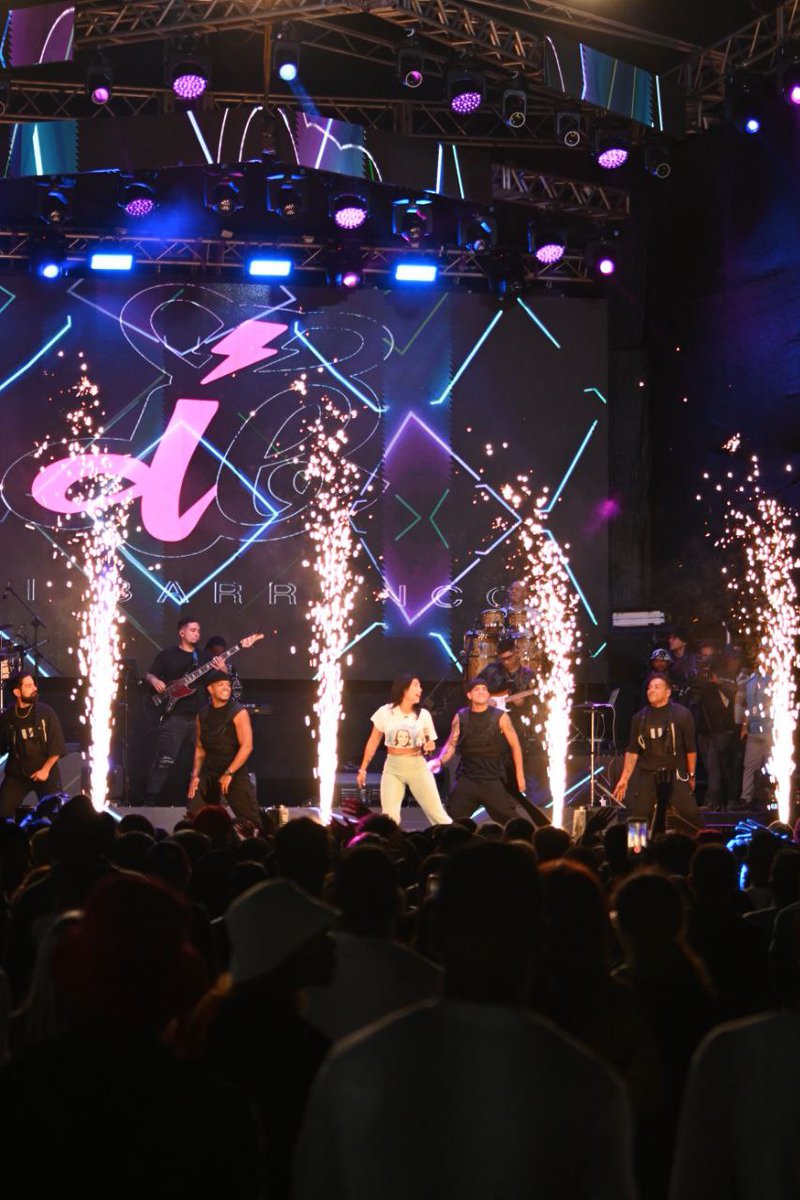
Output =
[{"x1": 370, "y1": 704, "x2": 437, "y2": 750}]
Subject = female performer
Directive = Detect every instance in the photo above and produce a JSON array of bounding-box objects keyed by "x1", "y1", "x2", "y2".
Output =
[{"x1": 356, "y1": 675, "x2": 452, "y2": 826}]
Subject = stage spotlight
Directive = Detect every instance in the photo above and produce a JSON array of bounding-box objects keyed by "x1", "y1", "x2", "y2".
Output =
[
  {"x1": 392, "y1": 198, "x2": 432, "y2": 248},
  {"x1": 726, "y1": 73, "x2": 766, "y2": 134},
  {"x1": 273, "y1": 39, "x2": 300, "y2": 83},
  {"x1": 330, "y1": 193, "x2": 369, "y2": 231},
  {"x1": 556, "y1": 111, "x2": 582, "y2": 147},
  {"x1": 38, "y1": 185, "x2": 72, "y2": 226},
  {"x1": 644, "y1": 141, "x2": 671, "y2": 179},
  {"x1": 89, "y1": 249, "x2": 134, "y2": 273},
  {"x1": 246, "y1": 255, "x2": 293, "y2": 278},
  {"x1": 527, "y1": 224, "x2": 566, "y2": 265},
  {"x1": 326, "y1": 250, "x2": 364, "y2": 289},
  {"x1": 502, "y1": 88, "x2": 527, "y2": 129},
  {"x1": 447, "y1": 67, "x2": 484, "y2": 116},
  {"x1": 205, "y1": 174, "x2": 243, "y2": 215},
  {"x1": 267, "y1": 171, "x2": 308, "y2": 219},
  {"x1": 29, "y1": 237, "x2": 67, "y2": 280},
  {"x1": 586, "y1": 228, "x2": 622, "y2": 276},
  {"x1": 120, "y1": 181, "x2": 157, "y2": 219},
  {"x1": 86, "y1": 56, "x2": 112, "y2": 106},
  {"x1": 168, "y1": 41, "x2": 210, "y2": 101},
  {"x1": 458, "y1": 214, "x2": 497, "y2": 253},
  {"x1": 588, "y1": 242, "x2": 616, "y2": 275},
  {"x1": 394, "y1": 261, "x2": 438, "y2": 283},
  {"x1": 397, "y1": 44, "x2": 424, "y2": 89},
  {"x1": 591, "y1": 126, "x2": 630, "y2": 170},
  {"x1": 780, "y1": 55, "x2": 800, "y2": 106}
]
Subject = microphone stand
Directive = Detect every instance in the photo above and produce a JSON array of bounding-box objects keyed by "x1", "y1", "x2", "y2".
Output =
[{"x1": 2, "y1": 583, "x2": 49, "y2": 678}]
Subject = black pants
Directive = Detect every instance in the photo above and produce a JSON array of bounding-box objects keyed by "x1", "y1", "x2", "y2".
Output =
[
  {"x1": 448, "y1": 776, "x2": 522, "y2": 824},
  {"x1": 191, "y1": 768, "x2": 260, "y2": 824},
  {"x1": 628, "y1": 768, "x2": 704, "y2": 831},
  {"x1": 697, "y1": 731, "x2": 737, "y2": 808},
  {"x1": 145, "y1": 715, "x2": 196, "y2": 801},
  {"x1": 0, "y1": 765, "x2": 64, "y2": 819}
]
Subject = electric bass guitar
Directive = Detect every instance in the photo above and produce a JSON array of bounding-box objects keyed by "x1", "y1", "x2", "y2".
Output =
[
  {"x1": 488, "y1": 688, "x2": 537, "y2": 713},
  {"x1": 151, "y1": 633, "x2": 264, "y2": 718}
]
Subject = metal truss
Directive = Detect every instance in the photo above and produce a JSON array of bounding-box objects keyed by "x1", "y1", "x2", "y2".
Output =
[
  {"x1": 664, "y1": 0, "x2": 800, "y2": 128},
  {"x1": 492, "y1": 165, "x2": 630, "y2": 217},
  {"x1": 75, "y1": 0, "x2": 693, "y2": 55},
  {"x1": 0, "y1": 78, "x2": 581, "y2": 147},
  {"x1": 0, "y1": 229, "x2": 592, "y2": 284}
]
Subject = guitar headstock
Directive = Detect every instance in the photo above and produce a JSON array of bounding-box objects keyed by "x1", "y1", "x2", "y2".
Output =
[{"x1": 241, "y1": 633, "x2": 264, "y2": 649}]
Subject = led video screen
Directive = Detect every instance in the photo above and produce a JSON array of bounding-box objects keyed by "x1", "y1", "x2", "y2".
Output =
[{"x1": 0, "y1": 277, "x2": 608, "y2": 682}]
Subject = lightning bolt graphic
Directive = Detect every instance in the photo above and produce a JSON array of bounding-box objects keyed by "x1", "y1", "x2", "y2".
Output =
[{"x1": 201, "y1": 318, "x2": 288, "y2": 385}]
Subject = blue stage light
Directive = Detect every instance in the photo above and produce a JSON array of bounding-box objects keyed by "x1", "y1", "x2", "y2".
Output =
[
  {"x1": 247, "y1": 257, "x2": 293, "y2": 278},
  {"x1": 278, "y1": 61, "x2": 297, "y2": 83},
  {"x1": 89, "y1": 250, "x2": 134, "y2": 272},
  {"x1": 38, "y1": 261, "x2": 62, "y2": 280},
  {"x1": 394, "y1": 262, "x2": 438, "y2": 283}
]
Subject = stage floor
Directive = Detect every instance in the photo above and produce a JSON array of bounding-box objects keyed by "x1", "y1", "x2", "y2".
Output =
[{"x1": 108, "y1": 803, "x2": 770, "y2": 836}]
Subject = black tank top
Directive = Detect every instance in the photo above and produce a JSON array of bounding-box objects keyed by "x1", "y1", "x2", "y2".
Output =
[
  {"x1": 199, "y1": 699, "x2": 243, "y2": 772},
  {"x1": 456, "y1": 706, "x2": 507, "y2": 780}
]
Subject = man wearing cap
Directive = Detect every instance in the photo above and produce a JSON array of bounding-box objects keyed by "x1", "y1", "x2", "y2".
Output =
[
  {"x1": 431, "y1": 675, "x2": 528, "y2": 824},
  {"x1": 188, "y1": 671, "x2": 260, "y2": 824}
]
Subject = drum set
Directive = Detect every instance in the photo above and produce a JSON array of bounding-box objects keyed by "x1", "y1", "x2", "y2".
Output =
[
  {"x1": 0, "y1": 636, "x2": 24, "y2": 708},
  {"x1": 463, "y1": 606, "x2": 542, "y2": 679}
]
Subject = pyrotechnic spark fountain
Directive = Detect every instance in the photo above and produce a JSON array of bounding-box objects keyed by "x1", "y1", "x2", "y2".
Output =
[
  {"x1": 65, "y1": 375, "x2": 129, "y2": 810},
  {"x1": 303, "y1": 399, "x2": 362, "y2": 824},
  {"x1": 714, "y1": 453, "x2": 800, "y2": 824},
  {"x1": 503, "y1": 480, "x2": 580, "y2": 828}
]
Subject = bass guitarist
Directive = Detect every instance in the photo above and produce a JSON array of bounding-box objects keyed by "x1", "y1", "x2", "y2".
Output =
[{"x1": 144, "y1": 614, "x2": 228, "y2": 803}]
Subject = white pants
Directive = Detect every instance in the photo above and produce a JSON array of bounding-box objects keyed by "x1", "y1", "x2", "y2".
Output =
[{"x1": 381, "y1": 754, "x2": 452, "y2": 826}]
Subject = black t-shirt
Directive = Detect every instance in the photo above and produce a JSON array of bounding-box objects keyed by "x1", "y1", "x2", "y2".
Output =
[
  {"x1": 456, "y1": 707, "x2": 508, "y2": 781},
  {"x1": 149, "y1": 646, "x2": 211, "y2": 717},
  {"x1": 627, "y1": 702, "x2": 696, "y2": 772},
  {"x1": 198, "y1": 699, "x2": 245, "y2": 774},
  {"x1": 695, "y1": 679, "x2": 737, "y2": 735},
  {"x1": 0, "y1": 701, "x2": 67, "y2": 776}
]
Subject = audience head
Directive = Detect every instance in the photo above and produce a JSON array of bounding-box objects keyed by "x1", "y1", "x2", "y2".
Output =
[
  {"x1": 142, "y1": 840, "x2": 192, "y2": 894},
  {"x1": 117, "y1": 813, "x2": 156, "y2": 838},
  {"x1": 614, "y1": 871, "x2": 685, "y2": 954},
  {"x1": 540, "y1": 859, "x2": 611, "y2": 984},
  {"x1": 192, "y1": 804, "x2": 234, "y2": 850},
  {"x1": 334, "y1": 845, "x2": 400, "y2": 937},
  {"x1": 436, "y1": 842, "x2": 541, "y2": 1004},
  {"x1": 49, "y1": 795, "x2": 114, "y2": 863},
  {"x1": 533, "y1": 825, "x2": 571, "y2": 864},
  {"x1": 275, "y1": 817, "x2": 330, "y2": 897},
  {"x1": 52, "y1": 874, "x2": 206, "y2": 1033},
  {"x1": 689, "y1": 843, "x2": 739, "y2": 905},
  {"x1": 504, "y1": 817, "x2": 535, "y2": 845},
  {"x1": 477, "y1": 821, "x2": 503, "y2": 842},
  {"x1": 770, "y1": 847, "x2": 800, "y2": 908},
  {"x1": 108, "y1": 830, "x2": 155, "y2": 872},
  {"x1": 653, "y1": 832, "x2": 696, "y2": 878}
]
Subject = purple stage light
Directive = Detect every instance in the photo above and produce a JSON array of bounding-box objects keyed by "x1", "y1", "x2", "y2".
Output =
[
  {"x1": 405, "y1": 69, "x2": 423, "y2": 88},
  {"x1": 91, "y1": 85, "x2": 110, "y2": 105},
  {"x1": 333, "y1": 205, "x2": 367, "y2": 231},
  {"x1": 450, "y1": 89, "x2": 482, "y2": 115},
  {"x1": 172, "y1": 72, "x2": 207, "y2": 101},
  {"x1": 341, "y1": 270, "x2": 361, "y2": 289},
  {"x1": 598, "y1": 256, "x2": 615, "y2": 276},
  {"x1": 124, "y1": 196, "x2": 155, "y2": 218},
  {"x1": 597, "y1": 146, "x2": 628, "y2": 170},
  {"x1": 535, "y1": 242, "x2": 565, "y2": 265},
  {"x1": 790, "y1": 85, "x2": 800, "y2": 105}
]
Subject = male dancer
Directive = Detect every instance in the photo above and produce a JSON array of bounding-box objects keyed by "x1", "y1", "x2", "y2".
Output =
[
  {"x1": 613, "y1": 674, "x2": 703, "y2": 831},
  {"x1": 144, "y1": 615, "x2": 225, "y2": 802},
  {"x1": 0, "y1": 671, "x2": 67, "y2": 817},
  {"x1": 431, "y1": 675, "x2": 528, "y2": 824},
  {"x1": 188, "y1": 670, "x2": 260, "y2": 823}
]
